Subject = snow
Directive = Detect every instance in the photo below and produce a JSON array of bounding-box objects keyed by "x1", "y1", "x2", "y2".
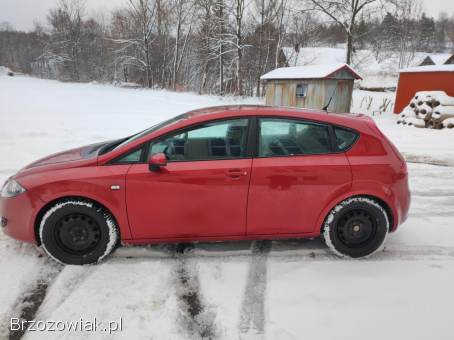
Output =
[
  {"x1": 0, "y1": 66, "x2": 12, "y2": 76},
  {"x1": 413, "y1": 53, "x2": 453, "y2": 66},
  {"x1": 1, "y1": 75, "x2": 454, "y2": 339},
  {"x1": 260, "y1": 63, "x2": 362, "y2": 80},
  {"x1": 400, "y1": 64, "x2": 454, "y2": 73},
  {"x1": 281, "y1": 47, "x2": 453, "y2": 87},
  {"x1": 427, "y1": 54, "x2": 453, "y2": 65},
  {"x1": 352, "y1": 89, "x2": 454, "y2": 165}
]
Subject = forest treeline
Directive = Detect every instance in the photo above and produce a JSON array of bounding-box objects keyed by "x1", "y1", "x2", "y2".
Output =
[{"x1": 0, "y1": 0, "x2": 453, "y2": 96}]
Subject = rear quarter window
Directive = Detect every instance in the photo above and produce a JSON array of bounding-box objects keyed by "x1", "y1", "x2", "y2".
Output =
[{"x1": 334, "y1": 127, "x2": 358, "y2": 151}]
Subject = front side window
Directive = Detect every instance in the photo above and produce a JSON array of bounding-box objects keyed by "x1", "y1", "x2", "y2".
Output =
[
  {"x1": 113, "y1": 148, "x2": 143, "y2": 163},
  {"x1": 258, "y1": 118, "x2": 331, "y2": 157},
  {"x1": 149, "y1": 118, "x2": 249, "y2": 161},
  {"x1": 113, "y1": 113, "x2": 187, "y2": 151}
]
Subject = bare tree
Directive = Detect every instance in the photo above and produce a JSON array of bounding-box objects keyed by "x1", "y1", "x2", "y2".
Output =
[
  {"x1": 252, "y1": 0, "x2": 279, "y2": 96},
  {"x1": 307, "y1": 0, "x2": 378, "y2": 64},
  {"x1": 389, "y1": 0, "x2": 422, "y2": 68},
  {"x1": 171, "y1": 0, "x2": 195, "y2": 90},
  {"x1": 112, "y1": 0, "x2": 157, "y2": 87},
  {"x1": 274, "y1": 0, "x2": 288, "y2": 68},
  {"x1": 231, "y1": 0, "x2": 247, "y2": 95},
  {"x1": 216, "y1": 0, "x2": 227, "y2": 95},
  {"x1": 47, "y1": 0, "x2": 86, "y2": 81}
]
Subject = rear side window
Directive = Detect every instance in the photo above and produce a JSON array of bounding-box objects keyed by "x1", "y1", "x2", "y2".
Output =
[
  {"x1": 258, "y1": 118, "x2": 332, "y2": 156},
  {"x1": 334, "y1": 127, "x2": 358, "y2": 151}
]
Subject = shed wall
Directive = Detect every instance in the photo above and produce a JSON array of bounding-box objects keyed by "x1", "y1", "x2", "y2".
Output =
[
  {"x1": 264, "y1": 79, "x2": 353, "y2": 112},
  {"x1": 394, "y1": 71, "x2": 454, "y2": 113}
]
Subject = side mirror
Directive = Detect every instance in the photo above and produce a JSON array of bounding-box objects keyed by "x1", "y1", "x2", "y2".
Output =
[{"x1": 148, "y1": 153, "x2": 167, "y2": 172}]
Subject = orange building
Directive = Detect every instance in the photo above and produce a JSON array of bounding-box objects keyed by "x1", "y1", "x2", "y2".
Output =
[{"x1": 394, "y1": 64, "x2": 454, "y2": 113}]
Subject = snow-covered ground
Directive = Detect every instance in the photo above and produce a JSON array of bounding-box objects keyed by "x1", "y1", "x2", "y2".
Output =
[{"x1": 1, "y1": 75, "x2": 454, "y2": 339}]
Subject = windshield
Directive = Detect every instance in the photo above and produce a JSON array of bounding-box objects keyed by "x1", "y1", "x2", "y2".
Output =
[{"x1": 113, "y1": 113, "x2": 187, "y2": 151}]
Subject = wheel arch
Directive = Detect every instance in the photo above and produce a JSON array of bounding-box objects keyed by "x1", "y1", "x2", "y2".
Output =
[
  {"x1": 34, "y1": 195, "x2": 121, "y2": 246},
  {"x1": 317, "y1": 193, "x2": 395, "y2": 234}
]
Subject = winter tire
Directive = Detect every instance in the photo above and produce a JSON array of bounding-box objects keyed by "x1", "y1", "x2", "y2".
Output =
[
  {"x1": 323, "y1": 197, "x2": 389, "y2": 258},
  {"x1": 39, "y1": 200, "x2": 119, "y2": 265}
]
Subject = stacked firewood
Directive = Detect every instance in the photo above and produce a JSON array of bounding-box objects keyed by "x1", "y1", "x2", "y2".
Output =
[{"x1": 397, "y1": 91, "x2": 454, "y2": 129}]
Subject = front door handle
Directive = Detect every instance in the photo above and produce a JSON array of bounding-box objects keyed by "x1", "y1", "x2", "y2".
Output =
[{"x1": 226, "y1": 169, "x2": 248, "y2": 179}]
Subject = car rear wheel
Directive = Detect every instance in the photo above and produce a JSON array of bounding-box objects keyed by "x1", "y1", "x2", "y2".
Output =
[
  {"x1": 323, "y1": 197, "x2": 389, "y2": 258},
  {"x1": 39, "y1": 200, "x2": 119, "y2": 265}
]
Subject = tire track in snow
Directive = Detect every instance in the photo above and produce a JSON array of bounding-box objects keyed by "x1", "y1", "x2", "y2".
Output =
[
  {"x1": 238, "y1": 240, "x2": 272, "y2": 338},
  {"x1": 7, "y1": 262, "x2": 62, "y2": 340},
  {"x1": 174, "y1": 243, "x2": 217, "y2": 339},
  {"x1": 31, "y1": 265, "x2": 98, "y2": 322}
]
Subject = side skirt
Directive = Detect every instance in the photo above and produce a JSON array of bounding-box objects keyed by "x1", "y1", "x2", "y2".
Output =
[{"x1": 121, "y1": 231, "x2": 321, "y2": 246}]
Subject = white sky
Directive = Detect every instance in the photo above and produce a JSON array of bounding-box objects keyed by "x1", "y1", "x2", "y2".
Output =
[{"x1": 0, "y1": 0, "x2": 453, "y2": 31}]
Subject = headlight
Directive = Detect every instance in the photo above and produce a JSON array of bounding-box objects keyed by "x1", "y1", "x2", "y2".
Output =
[{"x1": 1, "y1": 179, "x2": 26, "y2": 198}]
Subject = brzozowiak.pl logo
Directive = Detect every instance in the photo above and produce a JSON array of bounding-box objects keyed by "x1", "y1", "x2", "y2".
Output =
[{"x1": 10, "y1": 317, "x2": 123, "y2": 334}]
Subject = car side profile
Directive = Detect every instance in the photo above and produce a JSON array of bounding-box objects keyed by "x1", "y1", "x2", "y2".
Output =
[{"x1": 0, "y1": 105, "x2": 410, "y2": 264}]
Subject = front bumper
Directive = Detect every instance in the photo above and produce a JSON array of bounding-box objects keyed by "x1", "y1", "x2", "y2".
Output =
[{"x1": 0, "y1": 192, "x2": 41, "y2": 244}]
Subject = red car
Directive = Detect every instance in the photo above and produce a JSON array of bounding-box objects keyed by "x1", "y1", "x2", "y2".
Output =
[{"x1": 0, "y1": 106, "x2": 410, "y2": 264}]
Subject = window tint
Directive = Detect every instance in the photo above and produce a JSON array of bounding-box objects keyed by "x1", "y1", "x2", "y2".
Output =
[
  {"x1": 115, "y1": 148, "x2": 143, "y2": 163},
  {"x1": 149, "y1": 119, "x2": 249, "y2": 161},
  {"x1": 334, "y1": 127, "x2": 358, "y2": 151},
  {"x1": 259, "y1": 118, "x2": 331, "y2": 156}
]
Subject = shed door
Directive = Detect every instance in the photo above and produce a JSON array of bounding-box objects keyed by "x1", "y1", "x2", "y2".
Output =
[
  {"x1": 327, "y1": 80, "x2": 352, "y2": 112},
  {"x1": 274, "y1": 84, "x2": 283, "y2": 106}
]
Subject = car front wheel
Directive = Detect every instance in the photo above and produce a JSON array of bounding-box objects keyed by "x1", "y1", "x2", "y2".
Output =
[
  {"x1": 323, "y1": 197, "x2": 389, "y2": 258},
  {"x1": 39, "y1": 200, "x2": 119, "y2": 265}
]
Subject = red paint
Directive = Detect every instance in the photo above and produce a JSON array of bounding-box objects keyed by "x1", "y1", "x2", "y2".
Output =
[
  {"x1": 127, "y1": 159, "x2": 251, "y2": 239},
  {"x1": 148, "y1": 152, "x2": 167, "y2": 168},
  {"x1": 394, "y1": 70, "x2": 454, "y2": 113},
  {"x1": 0, "y1": 106, "x2": 410, "y2": 245}
]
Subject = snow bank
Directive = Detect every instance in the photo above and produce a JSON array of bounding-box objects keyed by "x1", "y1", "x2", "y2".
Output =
[{"x1": 0, "y1": 66, "x2": 13, "y2": 76}]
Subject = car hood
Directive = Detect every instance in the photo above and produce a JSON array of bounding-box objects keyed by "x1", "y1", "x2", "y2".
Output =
[{"x1": 14, "y1": 142, "x2": 108, "y2": 178}]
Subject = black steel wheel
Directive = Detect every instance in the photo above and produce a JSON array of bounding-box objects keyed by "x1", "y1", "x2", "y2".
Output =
[
  {"x1": 323, "y1": 197, "x2": 389, "y2": 258},
  {"x1": 54, "y1": 213, "x2": 102, "y2": 255},
  {"x1": 39, "y1": 200, "x2": 119, "y2": 265}
]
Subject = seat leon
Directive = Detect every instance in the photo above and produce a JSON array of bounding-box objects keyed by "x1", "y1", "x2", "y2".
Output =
[{"x1": 0, "y1": 105, "x2": 410, "y2": 264}]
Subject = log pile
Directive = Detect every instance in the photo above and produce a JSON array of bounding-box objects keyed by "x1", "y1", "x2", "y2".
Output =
[{"x1": 397, "y1": 91, "x2": 454, "y2": 129}]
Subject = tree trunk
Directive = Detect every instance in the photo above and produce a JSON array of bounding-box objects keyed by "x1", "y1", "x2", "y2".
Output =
[
  {"x1": 346, "y1": 32, "x2": 353, "y2": 64},
  {"x1": 218, "y1": 0, "x2": 224, "y2": 95}
]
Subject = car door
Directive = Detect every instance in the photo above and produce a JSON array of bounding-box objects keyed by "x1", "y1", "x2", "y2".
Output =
[
  {"x1": 126, "y1": 118, "x2": 252, "y2": 240},
  {"x1": 246, "y1": 117, "x2": 353, "y2": 235}
]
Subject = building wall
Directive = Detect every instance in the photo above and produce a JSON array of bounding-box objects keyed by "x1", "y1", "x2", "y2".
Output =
[
  {"x1": 264, "y1": 79, "x2": 354, "y2": 112},
  {"x1": 394, "y1": 71, "x2": 454, "y2": 113}
]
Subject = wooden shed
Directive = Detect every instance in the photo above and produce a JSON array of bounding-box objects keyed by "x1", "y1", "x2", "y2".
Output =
[
  {"x1": 394, "y1": 64, "x2": 454, "y2": 113},
  {"x1": 260, "y1": 63, "x2": 362, "y2": 113}
]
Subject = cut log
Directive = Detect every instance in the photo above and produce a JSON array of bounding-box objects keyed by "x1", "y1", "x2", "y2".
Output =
[
  {"x1": 418, "y1": 103, "x2": 433, "y2": 121},
  {"x1": 435, "y1": 93, "x2": 454, "y2": 106},
  {"x1": 442, "y1": 117, "x2": 454, "y2": 129},
  {"x1": 405, "y1": 117, "x2": 425, "y2": 128}
]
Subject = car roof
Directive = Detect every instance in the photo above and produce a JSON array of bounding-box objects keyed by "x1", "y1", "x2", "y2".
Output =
[{"x1": 183, "y1": 105, "x2": 372, "y2": 129}]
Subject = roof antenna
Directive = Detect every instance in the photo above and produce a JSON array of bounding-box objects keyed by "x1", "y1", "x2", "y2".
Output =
[{"x1": 322, "y1": 82, "x2": 338, "y2": 112}]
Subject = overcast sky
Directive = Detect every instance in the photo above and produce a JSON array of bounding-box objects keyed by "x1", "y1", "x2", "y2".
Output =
[{"x1": 0, "y1": 0, "x2": 453, "y2": 31}]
